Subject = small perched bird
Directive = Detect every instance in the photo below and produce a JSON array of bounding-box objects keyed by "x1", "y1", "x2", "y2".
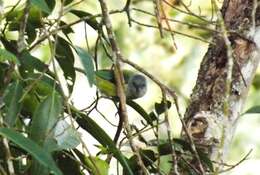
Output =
[{"x1": 94, "y1": 69, "x2": 147, "y2": 99}]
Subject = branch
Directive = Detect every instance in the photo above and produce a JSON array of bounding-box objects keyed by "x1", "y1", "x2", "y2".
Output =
[
  {"x1": 119, "y1": 57, "x2": 206, "y2": 174},
  {"x1": 98, "y1": 0, "x2": 148, "y2": 173},
  {"x1": 0, "y1": 113, "x2": 15, "y2": 175},
  {"x1": 17, "y1": 0, "x2": 30, "y2": 53}
]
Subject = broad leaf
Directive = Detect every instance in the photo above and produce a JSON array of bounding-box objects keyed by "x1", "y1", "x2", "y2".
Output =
[
  {"x1": 126, "y1": 100, "x2": 153, "y2": 125},
  {"x1": 19, "y1": 51, "x2": 48, "y2": 75},
  {"x1": 70, "y1": 10, "x2": 99, "y2": 30},
  {"x1": 26, "y1": 22, "x2": 37, "y2": 44},
  {"x1": 24, "y1": 73, "x2": 61, "y2": 97},
  {"x1": 0, "y1": 48, "x2": 19, "y2": 64},
  {"x1": 158, "y1": 138, "x2": 192, "y2": 156},
  {"x1": 155, "y1": 100, "x2": 171, "y2": 115},
  {"x1": 3, "y1": 81, "x2": 23, "y2": 127},
  {"x1": 60, "y1": 21, "x2": 74, "y2": 35},
  {"x1": 197, "y1": 150, "x2": 214, "y2": 172},
  {"x1": 30, "y1": 0, "x2": 51, "y2": 14},
  {"x1": 0, "y1": 128, "x2": 62, "y2": 175},
  {"x1": 30, "y1": 91, "x2": 63, "y2": 175},
  {"x1": 55, "y1": 151, "x2": 82, "y2": 175},
  {"x1": 64, "y1": 0, "x2": 74, "y2": 6},
  {"x1": 126, "y1": 149, "x2": 156, "y2": 174},
  {"x1": 148, "y1": 112, "x2": 158, "y2": 121},
  {"x1": 75, "y1": 46, "x2": 95, "y2": 86},
  {"x1": 84, "y1": 156, "x2": 109, "y2": 175},
  {"x1": 243, "y1": 106, "x2": 260, "y2": 115},
  {"x1": 30, "y1": 91, "x2": 63, "y2": 146},
  {"x1": 73, "y1": 110, "x2": 134, "y2": 175},
  {"x1": 54, "y1": 120, "x2": 80, "y2": 150},
  {"x1": 55, "y1": 37, "x2": 76, "y2": 92},
  {"x1": 21, "y1": 92, "x2": 39, "y2": 116},
  {"x1": 0, "y1": 63, "x2": 9, "y2": 92}
]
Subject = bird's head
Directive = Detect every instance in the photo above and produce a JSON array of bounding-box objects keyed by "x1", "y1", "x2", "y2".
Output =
[{"x1": 126, "y1": 74, "x2": 147, "y2": 99}]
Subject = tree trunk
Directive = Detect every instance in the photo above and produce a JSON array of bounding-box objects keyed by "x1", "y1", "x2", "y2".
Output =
[{"x1": 183, "y1": 0, "x2": 260, "y2": 172}]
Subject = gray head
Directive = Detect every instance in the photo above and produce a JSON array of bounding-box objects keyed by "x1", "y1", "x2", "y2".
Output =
[{"x1": 126, "y1": 74, "x2": 147, "y2": 99}]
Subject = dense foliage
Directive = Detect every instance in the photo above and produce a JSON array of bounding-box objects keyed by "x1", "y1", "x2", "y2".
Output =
[{"x1": 1, "y1": 0, "x2": 260, "y2": 175}]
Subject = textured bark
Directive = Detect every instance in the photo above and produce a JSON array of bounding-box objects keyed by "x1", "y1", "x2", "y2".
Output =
[{"x1": 183, "y1": 0, "x2": 260, "y2": 171}]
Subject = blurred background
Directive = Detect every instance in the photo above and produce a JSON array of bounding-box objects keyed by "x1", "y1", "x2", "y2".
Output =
[{"x1": 3, "y1": 0, "x2": 260, "y2": 174}]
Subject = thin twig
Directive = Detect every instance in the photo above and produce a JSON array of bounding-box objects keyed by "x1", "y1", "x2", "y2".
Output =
[
  {"x1": 0, "y1": 113, "x2": 15, "y2": 175},
  {"x1": 130, "y1": 18, "x2": 214, "y2": 44},
  {"x1": 153, "y1": 0, "x2": 164, "y2": 37},
  {"x1": 162, "y1": 0, "x2": 214, "y2": 23},
  {"x1": 46, "y1": 1, "x2": 101, "y2": 174},
  {"x1": 219, "y1": 149, "x2": 253, "y2": 173},
  {"x1": 132, "y1": 8, "x2": 217, "y2": 33},
  {"x1": 119, "y1": 57, "x2": 206, "y2": 174},
  {"x1": 124, "y1": 0, "x2": 132, "y2": 26},
  {"x1": 160, "y1": 0, "x2": 178, "y2": 50},
  {"x1": 162, "y1": 92, "x2": 180, "y2": 175},
  {"x1": 17, "y1": 0, "x2": 30, "y2": 53},
  {"x1": 28, "y1": 9, "x2": 125, "y2": 51},
  {"x1": 98, "y1": 0, "x2": 148, "y2": 173},
  {"x1": 0, "y1": 164, "x2": 7, "y2": 175}
]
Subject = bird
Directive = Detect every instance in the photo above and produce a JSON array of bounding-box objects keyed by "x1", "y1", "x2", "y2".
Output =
[{"x1": 94, "y1": 69, "x2": 147, "y2": 99}]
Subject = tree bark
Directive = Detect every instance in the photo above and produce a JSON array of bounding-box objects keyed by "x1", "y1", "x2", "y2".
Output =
[{"x1": 183, "y1": 0, "x2": 260, "y2": 171}]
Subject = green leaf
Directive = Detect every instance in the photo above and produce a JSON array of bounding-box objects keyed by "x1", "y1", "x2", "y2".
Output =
[
  {"x1": 55, "y1": 37, "x2": 76, "y2": 92},
  {"x1": 75, "y1": 46, "x2": 95, "y2": 86},
  {"x1": 126, "y1": 100, "x2": 153, "y2": 125},
  {"x1": 45, "y1": 0, "x2": 56, "y2": 13},
  {"x1": 0, "y1": 63, "x2": 9, "y2": 92},
  {"x1": 70, "y1": 10, "x2": 99, "y2": 30},
  {"x1": 55, "y1": 151, "x2": 83, "y2": 175},
  {"x1": 3, "y1": 81, "x2": 23, "y2": 127},
  {"x1": 84, "y1": 156, "x2": 109, "y2": 175},
  {"x1": 29, "y1": 91, "x2": 63, "y2": 175},
  {"x1": 155, "y1": 100, "x2": 171, "y2": 115},
  {"x1": 126, "y1": 149, "x2": 156, "y2": 173},
  {"x1": 158, "y1": 138, "x2": 192, "y2": 156},
  {"x1": 30, "y1": 0, "x2": 51, "y2": 14},
  {"x1": 24, "y1": 73, "x2": 61, "y2": 97},
  {"x1": 30, "y1": 91, "x2": 63, "y2": 146},
  {"x1": 197, "y1": 150, "x2": 214, "y2": 172},
  {"x1": 73, "y1": 149, "x2": 109, "y2": 174},
  {"x1": 0, "y1": 36, "x2": 17, "y2": 54},
  {"x1": 26, "y1": 22, "x2": 37, "y2": 44},
  {"x1": 64, "y1": 0, "x2": 73, "y2": 6},
  {"x1": 0, "y1": 48, "x2": 19, "y2": 64},
  {"x1": 54, "y1": 120, "x2": 80, "y2": 150},
  {"x1": 253, "y1": 74, "x2": 260, "y2": 89},
  {"x1": 74, "y1": 111, "x2": 134, "y2": 175},
  {"x1": 60, "y1": 21, "x2": 74, "y2": 35},
  {"x1": 8, "y1": 6, "x2": 43, "y2": 30},
  {"x1": 148, "y1": 112, "x2": 158, "y2": 121},
  {"x1": 19, "y1": 51, "x2": 48, "y2": 75},
  {"x1": 243, "y1": 106, "x2": 260, "y2": 115},
  {"x1": 0, "y1": 128, "x2": 62, "y2": 175},
  {"x1": 21, "y1": 92, "x2": 39, "y2": 116}
]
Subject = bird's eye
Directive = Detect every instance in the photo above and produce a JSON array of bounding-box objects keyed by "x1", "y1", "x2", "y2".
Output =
[{"x1": 132, "y1": 81, "x2": 138, "y2": 88}]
